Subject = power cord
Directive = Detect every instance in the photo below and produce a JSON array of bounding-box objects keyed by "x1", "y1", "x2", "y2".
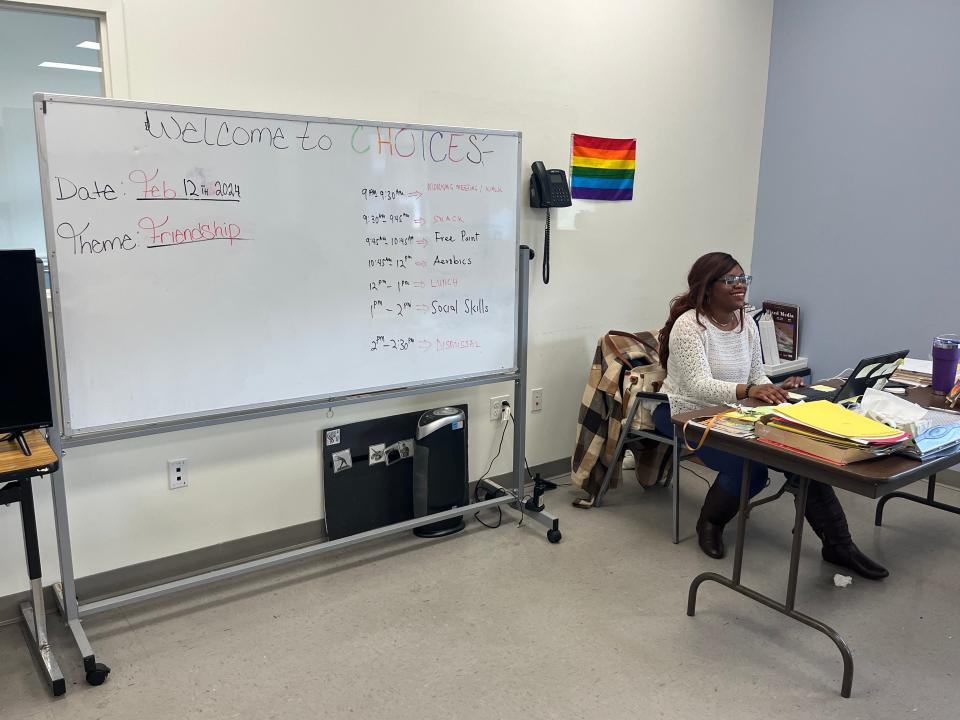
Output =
[
  {"x1": 473, "y1": 405, "x2": 536, "y2": 529},
  {"x1": 680, "y1": 462, "x2": 713, "y2": 488},
  {"x1": 524, "y1": 455, "x2": 535, "y2": 481},
  {"x1": 473, "y1": 412, "x2": 512, "y2": 528},
  {"x1": 680, "y1": 462, "x2": 770, "y2": 495},
  {"x1": 477, "y1": 412, "x2": 511, "y2": 484},
  {"x1": 829, "y1": 367, "x2": 854, "y2": 382},
  {"x1": 505, "y1": 407, "x2": 535, "y2": 482}
]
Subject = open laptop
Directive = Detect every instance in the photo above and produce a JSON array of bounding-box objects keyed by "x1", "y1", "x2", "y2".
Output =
[{"x1": 789, "y1": 350, "x2": 909, "y2": 404}]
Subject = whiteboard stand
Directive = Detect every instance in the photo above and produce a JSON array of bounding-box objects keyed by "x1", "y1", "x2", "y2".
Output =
[{"x1": 46, "y1": 245, "x2": 559, "y2": 684}]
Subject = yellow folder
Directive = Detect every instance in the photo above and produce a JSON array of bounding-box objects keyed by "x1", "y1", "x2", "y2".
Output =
[{"x1": 774, "y1": 401, "x2": 903, "y2": 440}]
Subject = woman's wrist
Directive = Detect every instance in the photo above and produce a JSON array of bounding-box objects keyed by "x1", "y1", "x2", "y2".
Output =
[{"x1": 743, "y1": 383, "x2": 754, "y2": 400}]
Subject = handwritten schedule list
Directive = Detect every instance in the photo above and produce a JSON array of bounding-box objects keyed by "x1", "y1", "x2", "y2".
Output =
[{"x1": 40, "y1": 99, "x2": 518, "y2": 432}]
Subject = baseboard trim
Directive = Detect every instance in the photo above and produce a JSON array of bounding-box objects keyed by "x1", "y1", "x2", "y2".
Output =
[
  {"x1": 0, "y1": 586, "x2": 60, "y2": 629},
  {"x1": 1, "y1": 460, "x2": 951, "y2": 626},
  {"x1": 2, "y1": 459, "x2": 574, "y2": 625},
  {"x1": 0, "y1": 519, "x2": 326, "y2": 626},
  {"x1": 2, "y1": 457, "x2": 573, "y2": 625},
  {"x1": 0, "y1": 457, "x2": 572, "y2": 626}
]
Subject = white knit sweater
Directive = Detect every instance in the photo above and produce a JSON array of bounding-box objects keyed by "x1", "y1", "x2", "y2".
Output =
[{"x1": 660, "y1": 309, "x2": 771, "y2": 415}]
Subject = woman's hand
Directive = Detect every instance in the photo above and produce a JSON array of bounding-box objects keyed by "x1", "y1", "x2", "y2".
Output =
[
  {"x1": 780, "y1": 376, "x2": 806, "y2": 390},
  {"x1": 748, "y1": 383, "x2": 790, "y2": 404}
]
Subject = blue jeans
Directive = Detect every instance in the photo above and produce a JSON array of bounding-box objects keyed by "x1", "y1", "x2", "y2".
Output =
[{"x1": 652, "y1": 403, "x2": 768, "y2": 498}]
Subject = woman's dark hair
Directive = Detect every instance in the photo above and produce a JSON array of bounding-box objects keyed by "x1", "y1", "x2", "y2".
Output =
[{"x1": 657, "y1": 252, "x2": 743, "y2": 367}]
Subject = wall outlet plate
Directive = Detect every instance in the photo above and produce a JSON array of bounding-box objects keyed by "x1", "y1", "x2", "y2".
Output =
[
  {"x1": 489, "y1": 395, "x2": 510, "y2": 421},
  {"x1": 531, "y1": 388, "x2": 543, "y2": 412},
  {"x1": 167, "y1": 458, "x2": 188, "y2": 490}
]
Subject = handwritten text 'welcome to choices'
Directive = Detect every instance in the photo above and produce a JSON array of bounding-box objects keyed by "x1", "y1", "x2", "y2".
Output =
[{"x1": 143, "y1": 111, "x2": 495, "y2": 165}]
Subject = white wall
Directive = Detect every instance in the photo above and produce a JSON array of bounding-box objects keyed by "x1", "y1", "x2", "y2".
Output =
[{"x1": 0, "y1": 0, "x2": 774, "y2": 596}]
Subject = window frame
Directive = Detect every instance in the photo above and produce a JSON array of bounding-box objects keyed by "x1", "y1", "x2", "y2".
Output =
[
  {"x1": 2, "y1": 0, "x2": 127, "y2": 271},
  {"x1": 1, "y1": 0, "x2": 128, "y2": 98}
]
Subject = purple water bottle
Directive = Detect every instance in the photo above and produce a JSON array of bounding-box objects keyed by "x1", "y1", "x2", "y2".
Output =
[{"x1": 932, "y1": 334, "x2": 960, "y2": 395}]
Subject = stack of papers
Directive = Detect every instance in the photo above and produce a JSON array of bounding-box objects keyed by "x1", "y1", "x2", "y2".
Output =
[
  {"x1": 909, "y1": 410, "x2": 960, "y2": 459},
  {"x1": 891, "y1": 358, "x2": 933, "y2": 387},
  {"x1": 859, "y1": 387, "x2": 960, "y2": 460},
  {"x1": 891, "y1": 357, "x2": 960, "y2": 388},
  {"x1": 755, "y1": 401, "x2": 910, "y2": 465},
  {"x1": 688, "y1": 406, "x2": 777, "y2": 439}
]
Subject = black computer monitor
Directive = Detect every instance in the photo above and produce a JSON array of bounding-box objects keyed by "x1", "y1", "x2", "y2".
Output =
[{"x1": 0, "y1": 250, "x2": 53, "y2": 437}]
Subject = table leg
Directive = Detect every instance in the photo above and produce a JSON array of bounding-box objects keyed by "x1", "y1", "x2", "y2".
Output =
[
  {"x1": 17, "y1": 476, "x2": 66, "y2": 696},
  {"x1": 731, "y1": 460, "x2": 750, "y2": 583},
  {"x1": 671, "y1": 436, "x2": 681, "y2": 544},
  {"x1": 784, "y1": 478, "x2": 809, "y2": 611},
  {"x1": 687, "y1": 465, "x2": 855, "y2": 698},
  {"x1": 875, "y1": 474, "x2": 960, "y2": 526}
]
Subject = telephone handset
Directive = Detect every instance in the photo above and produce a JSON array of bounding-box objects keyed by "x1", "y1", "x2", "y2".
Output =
[
  {"x1": 529, "y1": 162, "x2": 571, "y2": 284},
  {"x1": 530, "y1": 161, "x2": 572, "y2": 208}
]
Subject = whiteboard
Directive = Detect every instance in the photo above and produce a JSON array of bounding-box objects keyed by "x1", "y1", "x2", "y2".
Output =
[{"x1": 35, "y1": 95, "x2": 520, "y2": 439}]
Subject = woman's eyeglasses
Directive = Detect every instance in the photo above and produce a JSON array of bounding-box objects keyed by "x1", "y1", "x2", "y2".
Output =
[{"x1": 718, "y1": 274, "x2": 752, "y2": 286}]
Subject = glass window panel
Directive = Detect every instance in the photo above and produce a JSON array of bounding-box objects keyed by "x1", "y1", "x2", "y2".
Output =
[{"x1": 0, "y1": 8, "x2": 104, "y2": 259}]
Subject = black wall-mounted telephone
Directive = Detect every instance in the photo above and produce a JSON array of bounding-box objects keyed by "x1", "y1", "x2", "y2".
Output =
[
  {"x1": 529, "y1": 161, "x2": 571, "y2": 285},
  {"x1": 529, "y1": 161, "x2": 572, "y2": 208}
]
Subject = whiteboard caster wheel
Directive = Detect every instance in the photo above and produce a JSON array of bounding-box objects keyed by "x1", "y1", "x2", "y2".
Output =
[
  {"x1": 86, "y1": 663, "x2": 111, "y2": 686},
  {"x1": 547, "y1": 529, "x2": 562, "y2": 544}
]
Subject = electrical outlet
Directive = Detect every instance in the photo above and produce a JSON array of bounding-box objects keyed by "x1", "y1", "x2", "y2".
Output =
[
  {"x1": 489, "y1": 395, "x2": 510, "y2": 421},
  {"x1": 531, "y1": 388, "x2": 543, "y2": 412},
  {"x1": 167, "y1": 458, "x2": 188, "y2": 490}
]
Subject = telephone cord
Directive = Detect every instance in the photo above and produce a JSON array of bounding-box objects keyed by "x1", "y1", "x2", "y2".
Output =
[{"x1": 542, "y1": 209, "x2": 550, "y2": 284}]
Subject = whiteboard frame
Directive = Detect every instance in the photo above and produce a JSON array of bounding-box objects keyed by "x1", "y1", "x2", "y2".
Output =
[{"x1": 33, "y1": 93, "x2": 523, "y2": 445}]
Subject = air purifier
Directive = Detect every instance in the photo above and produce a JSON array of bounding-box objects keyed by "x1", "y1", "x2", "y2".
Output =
[{"x1": 412, "y1": 407, "x2": 467, "y2": 537}]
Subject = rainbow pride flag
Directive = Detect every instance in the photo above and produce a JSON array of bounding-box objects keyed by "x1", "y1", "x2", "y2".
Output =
[{"x1": 570, "y1": 133, "x2": 636, "y2": 201}]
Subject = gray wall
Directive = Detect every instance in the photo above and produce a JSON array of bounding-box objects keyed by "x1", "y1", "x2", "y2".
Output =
[{"x1": 750, "y1": 0, "x2": 960, "y2": 378}]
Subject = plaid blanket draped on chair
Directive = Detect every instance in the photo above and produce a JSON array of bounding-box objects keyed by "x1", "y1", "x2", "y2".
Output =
[{"x1": 571, "y1": 331, "x2": 661, "y2": 497}]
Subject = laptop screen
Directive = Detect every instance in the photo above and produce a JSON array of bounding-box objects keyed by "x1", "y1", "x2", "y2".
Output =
[{"x1": 836, "y1": 350, "x2": 910, "y2": 402}]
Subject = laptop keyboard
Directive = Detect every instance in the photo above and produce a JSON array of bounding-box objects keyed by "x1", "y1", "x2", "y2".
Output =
[{"x1": 792, "y1": 386, "x2": 839, "y2": 402}]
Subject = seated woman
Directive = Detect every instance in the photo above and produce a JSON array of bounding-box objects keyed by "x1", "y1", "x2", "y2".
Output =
[{"x1": 654, "y1": 252, "x2": 888, "y2": 580}]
